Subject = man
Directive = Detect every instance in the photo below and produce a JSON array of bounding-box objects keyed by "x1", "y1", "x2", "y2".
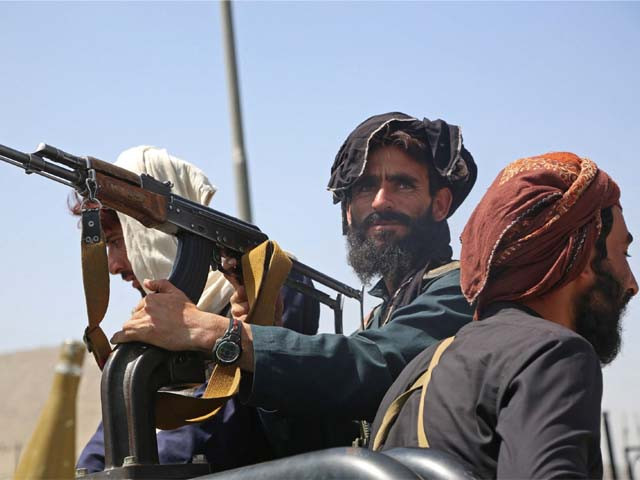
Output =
[
  {"x1": 370, "y1": 152, "x2": 637, "y2": 478},
  {"x1": 75, "y1": 146, "x2": 319, "y2": 472},
  {"x1": 111, "y1": 112, "x2": 477, "y2": 453}
]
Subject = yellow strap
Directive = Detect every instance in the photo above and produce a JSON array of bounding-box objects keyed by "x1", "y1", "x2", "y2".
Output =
[
  {"x1": 155, "y1": 364, "x2": 241, "y2": 430},
  {"x1": 371, "y1": 336, "x2": 455, "y2": 451},
  {"x1": 156, "y1": 239, "x2": 292, "y2": 429},
  {"x1": 417, "y1": 336, "x2": 455, "y2": 447},
  {"x1": 81, "y1": 232, "x2": 111, "y2": 369},
  {"x1": 371, "y1": 369, "x2": 430, "y2": 451}
]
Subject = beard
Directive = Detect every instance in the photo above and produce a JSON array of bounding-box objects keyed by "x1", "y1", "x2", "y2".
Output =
[
  {"x1": 574, "y1": 261, "x2": 632, "y2": 365},
  {"x1": 346, "y1": 208, "x2": 438, "y2": 287}
]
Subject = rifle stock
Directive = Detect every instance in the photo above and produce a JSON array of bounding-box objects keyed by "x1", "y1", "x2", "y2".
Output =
[{"x1": 94, "y1": 171, "x2": 168, "y2": 228}]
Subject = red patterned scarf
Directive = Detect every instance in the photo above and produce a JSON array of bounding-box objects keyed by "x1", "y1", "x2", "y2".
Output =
[{"x1": 460, "y1": 152, "x2": 620, "y2": 318}]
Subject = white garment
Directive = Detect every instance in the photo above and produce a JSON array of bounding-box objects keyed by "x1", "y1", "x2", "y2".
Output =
[{"x1": 114, "y1": 146, "x2": 234, "y2": 314}]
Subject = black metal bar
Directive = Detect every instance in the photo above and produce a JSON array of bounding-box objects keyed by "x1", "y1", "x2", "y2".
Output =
[
  {"x1": 284, "y1": 277, "x2": 339, "y2": 311},
  {"x1": 334, "y1": 293, "x2": 343, "y2": 334},
  {"x1": 625, "y1": 446, "x2": 640, "y2": 480},
  {"x1": 101, "y1": 344, "x2": 149, "y2": 469},
  {"x1": 291, "y1": 258, "x2": 362, "y2": 301},
  {"x1": 383, "y1": 447, "x2": 481, "y2": 480},
  {"x1": 35, "y1": 142, "x2": 87, "y2": 168},
  {"x1": 0, "y1": 144, "x2": 29, "y2": 163},
  {"x1": 603, "y1": 411, "x2": 619, "y2": 480},
  {"x1": 0, "y1": 147, "x2": 82, "y2": 185},
  {"x1": 199, "y1": 447, "x2": 420, "y2": 480},
  {"x1": 124, "y1": 347, "x2": 170, "y2": 464}
]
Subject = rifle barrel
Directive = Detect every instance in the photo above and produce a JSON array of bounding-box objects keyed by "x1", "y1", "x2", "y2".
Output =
[{"x1": 0, "y1": 143, "x2": 83, "y2": 186}]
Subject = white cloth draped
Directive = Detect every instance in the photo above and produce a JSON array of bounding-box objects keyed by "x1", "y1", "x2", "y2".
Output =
[{"x1": 115, "y1": 145, "x2": 233, "y2": 314}]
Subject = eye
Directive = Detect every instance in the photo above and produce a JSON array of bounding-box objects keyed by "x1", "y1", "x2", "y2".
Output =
[
  {"x1": 107, "y1": 237, "x2": 124, "y2": 249},
  {"x1": 395, "y1": 178, "x2": 417, "y2": 191},
  {"x1": 352, "y1": 178, "x2": 376, "y2": 195}
]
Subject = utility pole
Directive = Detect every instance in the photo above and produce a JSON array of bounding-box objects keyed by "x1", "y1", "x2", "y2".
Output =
[
  {"x1": 603, "y1": 411, "x2": 619, "y2": 480},
  {"x1": 220, "y1": 0, "x2": 253, "y2": 222}
]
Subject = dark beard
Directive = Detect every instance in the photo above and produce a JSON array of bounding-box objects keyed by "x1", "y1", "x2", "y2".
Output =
[
  {"x1": 346, "y1": 209, "x2": 437, "y2": 287},
  {"x1": 574, "y1": 261, "x2": 632, "y2": 365}
]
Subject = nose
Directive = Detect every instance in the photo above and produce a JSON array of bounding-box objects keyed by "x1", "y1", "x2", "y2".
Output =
[
  {"x1": 371, "y1": 185, "x2": 393, "y2": 211},
  {"x1": 627, "y1": 270, "x2": 639, "y2": 298},
  {"x1": 107, "y1": 247, "x2": 127, "y2": 275}
]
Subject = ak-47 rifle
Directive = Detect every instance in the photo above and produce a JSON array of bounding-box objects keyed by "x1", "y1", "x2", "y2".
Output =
[
  {"x1": 0, "y1": 142, "x2": 362, "y2": 328},
  {"x1": 1, "y1": 142, "x2": 364, "y2": 475}
]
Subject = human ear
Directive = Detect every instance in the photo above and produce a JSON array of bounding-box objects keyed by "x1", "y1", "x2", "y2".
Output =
[
  {"x1": 345, "y1": 201, "x2": 353, "y2": 226},
  {"x1": 574, "y1": 247, "x2": 597, "y2": 287},
  {"x1": 431, "y1": 187, "x2": 453, "y2": 222}
]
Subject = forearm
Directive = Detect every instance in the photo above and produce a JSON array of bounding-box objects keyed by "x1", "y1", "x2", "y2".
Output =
[{"x1": 179, "y1": 312, "x2": 256, "y2": 372}]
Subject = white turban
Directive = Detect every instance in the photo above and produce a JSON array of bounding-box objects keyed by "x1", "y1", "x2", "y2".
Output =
[{"x1": 115, "y1": 146, "x2": 233, "y2": 314}]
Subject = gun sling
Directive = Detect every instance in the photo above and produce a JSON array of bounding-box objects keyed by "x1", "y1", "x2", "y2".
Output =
[
  {"x1": 81, "y1": 206, "x2": 112, "y2": 369},
  {"x1": 371, "y1": 336, "x2": 455, "y2": 451},
  {"x1": 81, "y1": 227, "x2": 291, "y2": 429}
]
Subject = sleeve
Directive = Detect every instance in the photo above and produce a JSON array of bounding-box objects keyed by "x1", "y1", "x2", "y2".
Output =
[
  {"x1": 496, "y1": 336, "x2": 603, "y2": 479},
  {"x1": 76, "y1": 422, "x2": 105, "y2": 473},
  {"x1": 240, "y1": 270, "x2": 472, "y2": 420},
  {"x1": 280, "y1": 270, "x2": 321, "y2": 335}
]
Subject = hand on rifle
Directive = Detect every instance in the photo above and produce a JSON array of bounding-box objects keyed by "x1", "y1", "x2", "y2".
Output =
[
  {"x1": 220, "y1": 256, "x2": 284, "y2": 327},
  {"x1": 111, "y1": 279, "x2": 225, "y2": 353}
]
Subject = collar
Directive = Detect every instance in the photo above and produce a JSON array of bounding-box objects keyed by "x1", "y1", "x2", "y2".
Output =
[
  {"x1": 480, "y1": 301, "x2": 544, "y2": 320},
  {"x1": 368, "y1": 277, "x2": 389, "y2": 301}
]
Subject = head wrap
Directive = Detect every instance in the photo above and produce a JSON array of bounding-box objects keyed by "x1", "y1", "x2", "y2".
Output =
[
  {"x1": 327, "y1": 112, "x2": 477, "y2": 217},
  {"x1": 115, "y1": 146, "x2": 234, "y2": 315},
  {"x1": 460, "y1": 152, "x2": 621, "y2": 318}
]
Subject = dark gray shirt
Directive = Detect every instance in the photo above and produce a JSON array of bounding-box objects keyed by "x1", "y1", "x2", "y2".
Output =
[{"x1": 371, "y1": 303, "x2": 603, "y2": 479}]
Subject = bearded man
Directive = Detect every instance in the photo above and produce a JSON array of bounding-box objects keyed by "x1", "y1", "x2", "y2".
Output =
[
  {"x1": 111, "y1": 112, "x2": 477, "y2": 455},
  {"x1": 370, "y1": 152, "x2": 637, "y2": 479}
]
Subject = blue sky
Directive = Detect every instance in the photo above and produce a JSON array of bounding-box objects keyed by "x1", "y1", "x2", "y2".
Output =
[{"x1": 1, "y1": 0, "x2": 639, "y2": 459}]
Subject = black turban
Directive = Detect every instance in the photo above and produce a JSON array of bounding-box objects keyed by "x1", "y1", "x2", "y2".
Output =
[{"x1": 327, "y1": 112, "x2": 477, "y2": 218}]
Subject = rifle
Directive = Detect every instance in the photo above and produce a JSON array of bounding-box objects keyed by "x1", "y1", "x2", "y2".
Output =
[
  {"x1": 0, "y1": 142, "x2": 363, "y2": 331},
  {"x1": 1, "y1": 142, "x2": 364, "y2": 475}
]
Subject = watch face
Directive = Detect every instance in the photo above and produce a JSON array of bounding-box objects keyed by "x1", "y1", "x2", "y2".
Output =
[{"x1": 215, "y1": 340, "x2": 241, "y2": 364}]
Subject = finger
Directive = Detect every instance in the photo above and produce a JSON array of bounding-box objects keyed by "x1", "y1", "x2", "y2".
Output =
[
  {"x1": 230, "y1": 289, "x2": 245, "y2": 305},
  {"x1": 223, "y1": 271, "x2": 243, "y2": 291},
  {"x1": 231, "y1": 301, "x2": 250, "y2": 319},
  {"x1": 132, "y1": 297, "x2": 147, "y2": 313},
  {"x1": 111, "y1": 329, "x2": 136, "y2": 344},
  {"x1": 234, "y1": 285, "x2": 248, "y2": 301},
  {"x1": 143, "y1": 278, "x2": 159, "y2": 292},
  {"x1": 220, "y1": 256, "x2": 238, "y2": 271},
  {"x1": 145, "y1": 278, "x2": 181, "y2": 295}
]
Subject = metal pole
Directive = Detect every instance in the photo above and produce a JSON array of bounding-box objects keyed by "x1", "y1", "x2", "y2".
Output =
[
  {"x1": 603, "y1": 411, "x2": 619, "y2": 479},
  {"x1": 220, "y1": 0, "x2": 253, "y2": 222},
  {"x1": 624, "y1": 446, "x2": 640, "y2": 480}
]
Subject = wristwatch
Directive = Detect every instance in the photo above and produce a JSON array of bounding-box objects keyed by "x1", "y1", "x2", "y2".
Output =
[{"x1": 213, "y1": 317, "x2": 243, "y2": 365}]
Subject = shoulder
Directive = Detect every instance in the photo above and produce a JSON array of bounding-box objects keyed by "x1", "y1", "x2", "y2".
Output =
[
  {"x1": 418, "y1": 261, "x2": 464, "y2": 299},
  {"x1": 388, "y1": 262, "x2": 472, "y2": 328},
  {"x1": 470, "y1": 308, "x2": 602, "y2": 393},
  {"x1": 423, "y1": 260, "x2": 460, "y2": 282},
  {"x1": 479, "y1": 307, "x2": 597, "y2": 354},
  {"x1": 406, "y1": 262, "x2": 468, "y2": 311}
]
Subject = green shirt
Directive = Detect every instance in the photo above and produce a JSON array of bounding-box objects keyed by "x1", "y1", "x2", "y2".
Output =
[{"x1": 240, "y1": 265, "x2": 472, "y2": 455}]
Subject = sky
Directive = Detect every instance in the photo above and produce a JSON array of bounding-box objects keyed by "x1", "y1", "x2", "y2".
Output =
[{"x1": 0, "y1": 0, "x2": 639, "y2": 466}]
